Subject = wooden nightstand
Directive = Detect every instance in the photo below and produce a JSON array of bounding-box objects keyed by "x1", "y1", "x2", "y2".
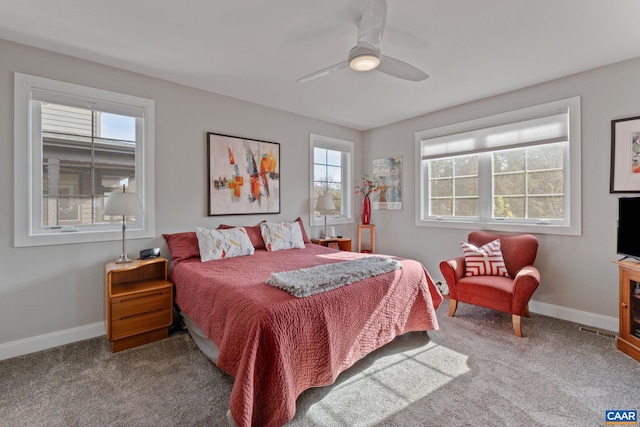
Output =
[
  {"x1": 311, "y1": 238, "x2": 352, "y2": 252},
  {"x1": 105, "y1": 257, "x2": 173, "y2": 352}
]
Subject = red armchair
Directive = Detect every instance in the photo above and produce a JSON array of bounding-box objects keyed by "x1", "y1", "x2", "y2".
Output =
[{"x1": 439, "y1": 231, "x2": 540, "y2": 337}]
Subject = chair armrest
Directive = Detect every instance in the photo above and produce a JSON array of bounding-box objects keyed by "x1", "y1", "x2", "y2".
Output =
[
  {"x1": 439, "y1": 256, "x2": 466, "y2": 299},
  {"x1": 511, "y1": 265, "x2": 541, "y2": 314}
]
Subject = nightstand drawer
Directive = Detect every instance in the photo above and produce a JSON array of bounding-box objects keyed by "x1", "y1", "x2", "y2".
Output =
[
  {"x1": 111, "y1": 288, "x2": 171, "y2": 320},
  {"x1": 111, "y1": 307, "x2": 172, "y2": 339}
]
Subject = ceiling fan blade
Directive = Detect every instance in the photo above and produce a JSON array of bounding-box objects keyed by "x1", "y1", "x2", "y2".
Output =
[
  {"x1": 377, "y1": 55, "x2": 429, "y2": 81},
  {"x1": 357, "y1": 0, "x2": 387, "y2": 50},
  {"x1": 297, "y1": 60, "x2": 350, "y2": 83}
]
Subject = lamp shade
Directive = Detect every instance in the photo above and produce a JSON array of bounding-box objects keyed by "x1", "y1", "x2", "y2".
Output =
[
  {"x1": 104, "y1": 192, "x2": 143, "y2": 216},
  {"x1": 315, "y1": 195, "x2": 335, "y2": 211}
]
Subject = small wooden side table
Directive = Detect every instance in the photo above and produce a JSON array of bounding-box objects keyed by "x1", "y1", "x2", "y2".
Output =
[
  {"x1": 105, "y1": 257, "x2": 173, "y2": 352},
  {"x1": 310, "y1": 238, "x2": 352, "y2": 252},
  {"x1": 358, "y1": 224, "x2": 375, "y2": 253}
]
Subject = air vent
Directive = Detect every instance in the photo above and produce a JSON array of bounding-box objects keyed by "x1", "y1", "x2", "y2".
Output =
[{"x1": 578, "y1": 326, "x2": 616, "y2": 339}]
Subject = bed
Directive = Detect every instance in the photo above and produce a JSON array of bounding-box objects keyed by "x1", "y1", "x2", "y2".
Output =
[{"x1": 164, "y1": 221, "x2": 442, "y2": 427}]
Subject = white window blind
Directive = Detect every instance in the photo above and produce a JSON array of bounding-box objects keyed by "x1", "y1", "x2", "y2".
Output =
[{"x1": 420, "y1": 112, "x2": 568, "y2": 160}]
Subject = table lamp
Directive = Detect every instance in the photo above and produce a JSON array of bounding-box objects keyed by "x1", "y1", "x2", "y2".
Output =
[
  {"x1": 315, "y1": 195, "x2": 335, "y2": 238},
  {"x1": 104, "y1": 185, "x2": 143, "y2": 263}
]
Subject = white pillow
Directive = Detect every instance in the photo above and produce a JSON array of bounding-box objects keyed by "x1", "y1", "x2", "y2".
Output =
[
  {"x1": 195, "y1": 226, "x2": 255, "y2": 262},
  {"x1": 461, "y1": 239, "x2": 510, "y2": 277},
  {"x1": 260, "y1": 221, "x2": 305, "y2": 251}
]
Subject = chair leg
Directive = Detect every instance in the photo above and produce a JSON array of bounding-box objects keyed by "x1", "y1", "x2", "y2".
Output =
[
  {"x1": 448, "y1": 299, "x2": 458, "y2": 317},
  {"x1": 512, "y1": 314, "x2": 523, "y2": 337}
]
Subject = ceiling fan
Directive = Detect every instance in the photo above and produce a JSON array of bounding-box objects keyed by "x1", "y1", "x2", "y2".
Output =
[{"x1": 297, "y1": 0, "x2": 429, "y2": 83}]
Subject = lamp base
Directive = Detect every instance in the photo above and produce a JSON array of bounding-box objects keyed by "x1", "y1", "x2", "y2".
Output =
[{"x1": 115, "y1": 254, "x2": 134, "y2": 264}]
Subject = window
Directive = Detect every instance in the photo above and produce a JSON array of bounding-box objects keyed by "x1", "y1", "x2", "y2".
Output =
[
  {"x1": 416, "y1": 96, "x2": 581, "y2": 235},
  {"x1": 14, "y1": 73, "x2": 155, "y2": 247},
  {"x1": 310, "y1": 134, "x2": 354, "y2": 227}
]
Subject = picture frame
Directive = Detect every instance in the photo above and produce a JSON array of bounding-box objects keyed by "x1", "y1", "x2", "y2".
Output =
[
  {"x1": 207, "y1": 132, "x2": 280, "y2": 216},
  {"x1": 610, "y1": 116, "x2": 640, "y2": 193},
  {"x1": 372, "y1": 155, "x2": 402, "y2": 210}
]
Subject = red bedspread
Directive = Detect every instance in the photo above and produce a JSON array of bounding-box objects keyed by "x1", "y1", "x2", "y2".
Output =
[{"x1": 172, "y1": 244, "x2": 442, "y2": 427}]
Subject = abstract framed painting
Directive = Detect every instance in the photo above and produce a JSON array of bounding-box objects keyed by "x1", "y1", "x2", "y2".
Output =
[
  {"x1": 610, "y1": 116, "x2": 640, "y2": 193},
  {"x1": 207, "y1": 132, "x2": 280, "y2": 215},
  {"x1": 372, "y1": 155, "x2": 402, "y2": 210}
]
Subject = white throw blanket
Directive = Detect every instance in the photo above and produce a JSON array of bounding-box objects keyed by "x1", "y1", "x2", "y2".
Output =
[{"x1": 265, "y1": 256, "x2": 402, "y2": 298}]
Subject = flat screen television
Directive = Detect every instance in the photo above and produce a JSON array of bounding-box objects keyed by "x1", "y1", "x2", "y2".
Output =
[{"x1": 617, "y1": 196, "x2": 640, "y2": 261}]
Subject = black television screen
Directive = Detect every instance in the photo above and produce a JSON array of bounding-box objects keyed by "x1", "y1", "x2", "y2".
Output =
[{"x1": 617, "y1": 197, "x2": 640, "y2": 260}]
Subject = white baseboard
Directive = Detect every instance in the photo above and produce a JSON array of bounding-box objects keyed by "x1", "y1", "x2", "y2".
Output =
[
  {"x1": 0, "y1": 322, "x2": 106, "y2": 361},
  {"x1": 0, "y1": 302, "x2": 619, "y2": 361},
  {"x1": 528, "y1": 300, "x2": 618, "y2": 333}
]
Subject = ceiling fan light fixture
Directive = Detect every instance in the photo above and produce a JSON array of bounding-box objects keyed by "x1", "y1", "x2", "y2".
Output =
[
  {"x1": 298, "y1": 0, "x2": 428, "y2": 83},
  {"x1": 348, "y1": 45, "x2": 381, "y2": 72},
  {"x1": 350, "y1": 54, "x2": 380, "y2": 71}
]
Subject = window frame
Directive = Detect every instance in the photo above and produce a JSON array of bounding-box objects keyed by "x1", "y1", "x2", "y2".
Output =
[
  {"x1": 309, "y1": 134, "x2": 354, "y2": 228},
  {"x1": 415, "y1": 96, "x2": 581, "y2": 236},
  {"x1": 14, "y1": 73, "x2": 155, "y2": 247}
]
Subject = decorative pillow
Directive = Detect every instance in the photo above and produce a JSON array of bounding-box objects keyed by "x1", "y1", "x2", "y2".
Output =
[
  {"x1": 293, "y1": 217, "x2": 311, "y2": 243},
  {"x1": 260, "y1": 221, "x2": 305, "y2": 251},
  {"x1": 218, "y1": 223, "x2": 266, "y2": 250},
  {"x1": 163, "y1": 232, "x2": 200, "y2": 264},
  {"x1": 461, "y1": 239, "x2": 510, "y2": 277},
  {"x1": 195, "y1": 227, "x2": 255, "y2": 262}
]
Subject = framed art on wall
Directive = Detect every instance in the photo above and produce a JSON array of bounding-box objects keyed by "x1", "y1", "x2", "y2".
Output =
[
  {"x1": 207, "y1": 132, "x2": 280, "y2": 215},
  {"x1": 611, "y1": 116, "x2": 640, "y2": 193},
  {"x1": 372, "y1": 155, "x2": 402, "y2": 210}
]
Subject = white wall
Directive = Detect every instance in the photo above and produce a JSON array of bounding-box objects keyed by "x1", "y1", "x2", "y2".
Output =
[
  {"x1": 363, "y1": 57, "x2": 640, "y2": 332},
  {"x1": 0, "y1": 39, "x2": 362, "y2": 359},
  {"x1": 2, "y1": 37, "x2": 635, "y2": 359}
]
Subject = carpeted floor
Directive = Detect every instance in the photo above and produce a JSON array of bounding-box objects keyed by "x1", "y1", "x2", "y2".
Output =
[{"x1": 1, "y1": 299, "x2": 638, "y2": 426}]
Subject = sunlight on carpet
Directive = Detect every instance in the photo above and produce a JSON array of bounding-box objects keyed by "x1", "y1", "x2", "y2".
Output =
[{"x1": 304, "y1": 341, "x2": 470, "y2": 426}]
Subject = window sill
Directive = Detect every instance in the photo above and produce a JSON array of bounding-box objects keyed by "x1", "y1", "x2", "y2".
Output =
[
  {"x1": 14, "y1": 228, "x2": 154, "y2": 248},
  {"x1": 415, "y1": 218, "x2": 580, "y2": 236},
  {"x1": 310, "y1": 217, "x2": 354, "y2": 228}
]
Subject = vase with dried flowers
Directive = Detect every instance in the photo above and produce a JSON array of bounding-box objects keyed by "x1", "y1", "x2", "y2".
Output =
[{"x1": 354, "y1": 176, "x2": 380, "y2": 224}]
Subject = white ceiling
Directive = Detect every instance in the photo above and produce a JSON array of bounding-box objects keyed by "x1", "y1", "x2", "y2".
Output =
[{"x1": 2, "y1": 0, "x2": 640, "y2": 131}]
